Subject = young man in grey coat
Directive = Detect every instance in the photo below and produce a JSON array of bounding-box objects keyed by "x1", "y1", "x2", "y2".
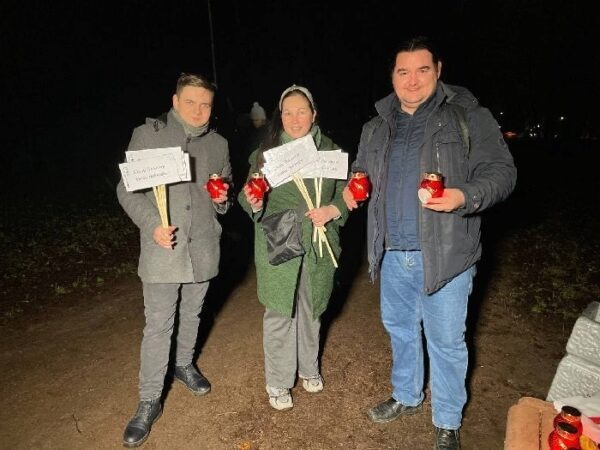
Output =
[
  {"x1": 344, "y1": 37, "x2": 516, "y2": 450},
  {"x1": 117, "y1": 73, "x2": 231, "y2": 447}
]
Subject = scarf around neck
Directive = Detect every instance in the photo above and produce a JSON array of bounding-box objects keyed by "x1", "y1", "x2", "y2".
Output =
[
  {"x1": 280, "y1": 125, "x2": 322, "y2": 148},
  {"x1": 171, "y1": 108, "x2": 209, "y2": 137}
]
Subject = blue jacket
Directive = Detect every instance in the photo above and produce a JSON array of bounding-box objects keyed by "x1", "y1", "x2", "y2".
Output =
[{"x1": 352, "y1": 82, "x2": 517, "y2": 294}]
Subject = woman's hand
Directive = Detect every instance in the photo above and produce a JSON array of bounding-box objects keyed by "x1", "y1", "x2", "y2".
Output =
[
  {"x1": 305, "y1": 205, "x2": 340, "y2": 227},
  {"x1": 342, "y1": 186, "x2": 358, "y2": 210},
  {"x1": 243, "y1": 183, "x2": 264, "y2": 212}
]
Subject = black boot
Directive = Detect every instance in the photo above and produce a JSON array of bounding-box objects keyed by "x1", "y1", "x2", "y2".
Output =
[
  {"x1": 174, "y1": 364, "x2": 211, "y2": 395},
  {"x1": 433, "y1": 427, "x2": 460, "y2": 450},
  {"x1": 122, "y1": 399, "x2": 162, "y2": 448},
  {"x1": 367, "y1": 398, "x2": 423, "y2": 423}
]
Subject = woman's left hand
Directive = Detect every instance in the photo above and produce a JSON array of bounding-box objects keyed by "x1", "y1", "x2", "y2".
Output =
[{"x1": 305, "y1": 205, "x2": 340, "y2": 227}]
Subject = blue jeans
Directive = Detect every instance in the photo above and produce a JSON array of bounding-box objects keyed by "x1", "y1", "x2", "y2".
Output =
[{"x1": 380, "y1": 250, "x2": 474, "y2": 430}]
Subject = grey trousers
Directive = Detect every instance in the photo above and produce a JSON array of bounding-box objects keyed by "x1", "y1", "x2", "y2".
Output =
[
  {"x1": 139, "y1": 281, "x2": 209, "y2": 400},
  {"x1": 263, "y1": 263, "x2": 321, "y2": 388}
]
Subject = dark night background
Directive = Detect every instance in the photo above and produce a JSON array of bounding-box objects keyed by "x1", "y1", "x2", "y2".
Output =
[
  {"x1": 2, "y1": 4, "x2": 600, "y2": 446},
  {"x1": 1, "y1": 0, "x2": 599, "y2": 194}
]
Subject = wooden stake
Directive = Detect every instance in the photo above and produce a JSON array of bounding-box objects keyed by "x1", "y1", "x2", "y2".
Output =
[
  {"x1": 153, "y1": 184, "x2": 169, "y2": 228},
  {"x1": 293, "y1": 176, "x2": 337, "y2": 267}
]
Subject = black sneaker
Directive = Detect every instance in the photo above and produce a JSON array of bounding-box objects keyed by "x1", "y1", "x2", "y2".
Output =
[
  {"x1": 433, "y1": 427, "x2": 460, "y2": 450},
  {"x1": 122, "y1": 399, "x2": 162, "y2": 448},
  {"x1": 174, "y1": 364, "x2": 211, "y2": 396},
  {"x1": 367, "y1": 398, "x2": 422, "y2": 423}
]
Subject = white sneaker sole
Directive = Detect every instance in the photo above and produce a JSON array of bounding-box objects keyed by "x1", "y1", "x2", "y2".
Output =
[
  {"x1": 268, "y1": 397, "x2": 294, "y2": 410},
  {"x1": 301, "y1": 378, "x2": 324, "y2": 393},
  {"x1": 266, "y1": 386, "x2": 293, "y2": 410}
]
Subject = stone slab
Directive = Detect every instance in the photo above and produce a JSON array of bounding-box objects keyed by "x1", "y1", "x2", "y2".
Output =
[
  {"x1": 566, "y1": 316, "x2": 600, "y2": 366},
  {"x1": 547, "y1": 354, "x2": 600, "y2": 402}
]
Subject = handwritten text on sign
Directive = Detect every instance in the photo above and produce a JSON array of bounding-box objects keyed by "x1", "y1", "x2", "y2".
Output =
[
  {"x1": 125, "y1": 146, "x2": 190, "y2": 181},
  {"x1": 119, "y1": 156, "x2": 181, "y2": 191},
  {"x1": 300, "y1": 151, "x2": 348, "y2": 180},
  {"x1": 261, "y1": 135, "x2": 319, "y2": 187}
]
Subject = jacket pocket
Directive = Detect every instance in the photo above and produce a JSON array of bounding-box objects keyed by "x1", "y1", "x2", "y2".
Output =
[{"x1": 434, "y1": 131, "x2": 468, "y2": 184}]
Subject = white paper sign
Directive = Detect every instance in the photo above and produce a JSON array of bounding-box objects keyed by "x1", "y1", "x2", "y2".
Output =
[
  {"x1": 300, "y1": 151, "x2": 348, "y2": 180},
  {"x1": 262, "y1": 135, "x2": 319, "y2": 187},
  {"x1": 119, "y1": 156, "x2": 181, "y2": 192},
  {"x1": 125, "y1": 147, "x2": 190, "y2": 181}
]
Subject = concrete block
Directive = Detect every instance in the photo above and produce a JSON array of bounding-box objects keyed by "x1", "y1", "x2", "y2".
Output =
[
  {"x1": 566, "y1": 316, "x2": 600, "y2": 366},
  {"x1": 547, "y1": 354, "x2": 600, "y2": 401},
  {"x1": 583, "y1": 301, "x2": 600, "y2": 323}
]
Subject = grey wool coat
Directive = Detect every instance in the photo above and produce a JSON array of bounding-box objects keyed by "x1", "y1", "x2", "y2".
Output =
[{"x1": 117, "y1": 110, "x2": 231, "y2": 283}]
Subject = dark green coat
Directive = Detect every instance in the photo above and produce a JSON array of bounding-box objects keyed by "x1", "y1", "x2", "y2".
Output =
[{"x1": 238, "y1": 129, "x2": 349, "y2": 319}]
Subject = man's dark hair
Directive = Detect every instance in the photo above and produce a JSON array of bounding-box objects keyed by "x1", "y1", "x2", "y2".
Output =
[
  {"x1": 389, "y1": 36, "x2": 441, "y2": 74},
  {"x1": 175, "y1": 73, "x2": 216, "y2": 96}
]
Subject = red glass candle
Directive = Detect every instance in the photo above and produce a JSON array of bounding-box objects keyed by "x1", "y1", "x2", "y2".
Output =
[
  {"x1": 348, "y1": 172, "x2": 372, "y2": 201},
  {"x1": 554, "y1": 406, "x2": 583, "y2": 437},
  {"x1": 246, "y1": 172, "x2": 269, "y2": 200},
  {"x1": 548, "y1": 421, "x2": 581, "y2": 450},
  {"x1": 206, "y1": 173, "x2": 226, "y2": 199},
  {"x1": 418, "y1": 172, "x2": 445, "y2": 204}
]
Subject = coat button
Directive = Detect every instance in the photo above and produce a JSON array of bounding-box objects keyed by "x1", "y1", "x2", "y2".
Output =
[
  {"x1": 188, "y1": 238, "x2": 192, "y2": 243},
  {"x1": 186, "y1": 205, "x2": 191, "y2": 210}
]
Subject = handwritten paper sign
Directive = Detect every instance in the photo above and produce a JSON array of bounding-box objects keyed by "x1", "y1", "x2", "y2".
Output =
[
  {"x1": 125, "y1": 147, "x2": 190, "y2": 181},
  {"x1": 119, "y1": 147, "x2": 191, "y2": 192},
  {"x1": 300, "y1": 150, "x2": 348, "y2": 180},
  {"x1": 119, "y1": 157, "x2": 181, "y2": 192},
  {"x1": 262, "y1": 135, "x2": 319, "y2": 187}
]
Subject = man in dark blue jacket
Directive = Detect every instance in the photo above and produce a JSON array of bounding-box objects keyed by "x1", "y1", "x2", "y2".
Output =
[{"x1": 343, "y1": 36, "x2": 516, "y2": 450}]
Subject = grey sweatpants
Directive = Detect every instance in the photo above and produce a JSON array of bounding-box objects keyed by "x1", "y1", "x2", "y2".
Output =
[
  {"x1": 138, "y1": 281, "x2": 209, "y2": 400},
  {"x1": 263, "y1": 263, "x2": 321, "y2": 388}
]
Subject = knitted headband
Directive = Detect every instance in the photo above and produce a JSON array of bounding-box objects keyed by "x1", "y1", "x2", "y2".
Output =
[{"x1": 278, "y1": 84, "x2": 316, "y2": 112}]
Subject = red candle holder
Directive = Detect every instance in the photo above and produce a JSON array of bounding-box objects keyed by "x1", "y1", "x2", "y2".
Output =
[
  {"x1": 246, "y1": 172, "x2": 269, "y2": 200},
  {"x1": 553, "y1": 406, "x2": 583, "y2": 437},
  {"x1": 206, "y1": 173, "x2": 226, "y2": 199},
  {"x1": 548, "y1": 421, "x2": 580, "y2": 450},
  {"x1": 418, "y1": 172, "x2": 445, "y2": 204},
  {"x1": 348, "y1": 172, "x2": 372, "y2": 201}
]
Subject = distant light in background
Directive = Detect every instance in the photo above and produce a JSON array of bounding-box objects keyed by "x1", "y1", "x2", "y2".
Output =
[{"x1": 559, "y1": 116, "x2": 565, "y2": 121}]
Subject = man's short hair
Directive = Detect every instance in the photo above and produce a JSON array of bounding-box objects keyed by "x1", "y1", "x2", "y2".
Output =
[
  {"x1": 175, "y1": 73, "x2": 216, "y2": 96},
  {"x1": 390, "y1": 36, "x2": 441, "y2": 73}
]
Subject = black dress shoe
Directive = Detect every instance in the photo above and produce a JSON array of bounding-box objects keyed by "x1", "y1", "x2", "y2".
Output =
[
  {"x1": 433, "y1": 427, "x2": 460, "y2": 450},
  {"x1": 367, "y1": 397, "x2": 423, "y2": 423},
  {"x1": 174, "y1": 364, "x2": 211, "y2": 396},
  {"x1": 122, "y1": 399, "x2": 162, "y2": 448}
]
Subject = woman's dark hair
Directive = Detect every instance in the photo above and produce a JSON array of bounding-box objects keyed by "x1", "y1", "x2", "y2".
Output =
[
  {"x1": 389, "y1": 36, "x2": 441, "y2": 75},
  {"x1": 255, "y1": 88, "x2": 318, "y2": 168}
]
